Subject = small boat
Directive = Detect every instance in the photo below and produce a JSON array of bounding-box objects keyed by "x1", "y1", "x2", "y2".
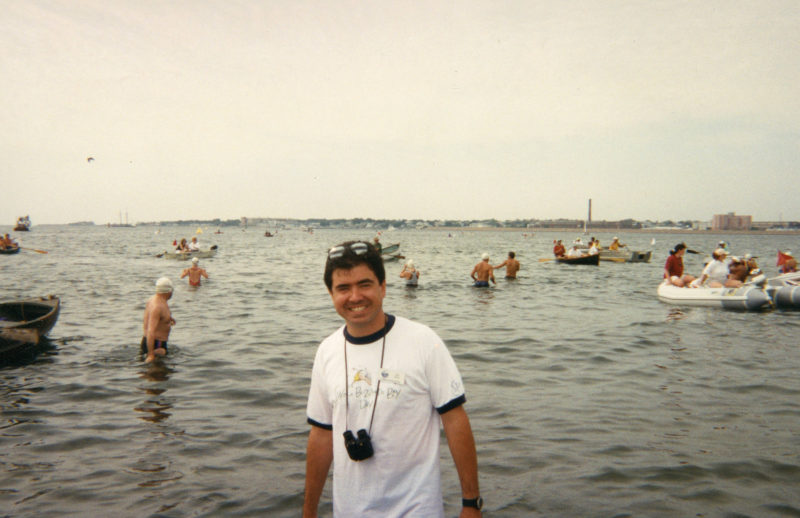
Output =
[
  {"x1": 0, "y1": 295, "x2": 61, "y2": 336},
  {"x1": 380, "y1": 243, "x2": 400, "y2": 255},
  {"x1": 766, "y1": 272, "x2": 800, "y2": 309},
  {"x1": 657, "y1": 280, "x2": 770, "y2": 311},
  {"x1": 379, "y1": 243, "x2": 402, "y2": 262},
  {"x1": 1, "y1": 245, "x2": 21, "y2": 255},
  {"x1": 599, "y1": 249, "x2": 652, "y2": 263},
  {"x1": 555, "y1": 254, "x2": 600, "y2": 265},
  {"x1": 160, "y1": 245, "x2": 218, "y2": 260},
  {"x1": 13, "y1": 215, "x2": 31, "y2": 231},
  {"x1": 0, "y1": 328, "x2": 41, "y2": 362}
]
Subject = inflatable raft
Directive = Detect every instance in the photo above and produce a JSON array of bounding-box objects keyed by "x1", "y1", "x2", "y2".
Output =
[
  {"x1": 657, "y1": 280, "x2": 771, "y2": 311},
  {"x1": 766, "y1": 272, "x2": 800, "y2": 310}
]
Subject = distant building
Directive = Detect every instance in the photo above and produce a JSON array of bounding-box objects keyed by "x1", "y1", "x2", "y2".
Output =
[{"x1": 712, "y1": 213, "x2": 752, "y2": 231}]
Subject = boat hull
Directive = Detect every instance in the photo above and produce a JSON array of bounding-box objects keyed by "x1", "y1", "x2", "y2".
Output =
[
  {"x1": 162, "y1": 248, "x2": 218, "y2": 260},
  {"x1": 555, "y1": 254, "x2": 600, "y2": 265},
  {"x1": 766, "y1": 273, "x2": 800, "y2": 309},
  {"x1": 657, "y1": 281, "x2": 770, "y2": 311},
  {"x1": 0, "y1": 296, "x2": 61, "y2": 336},
  {"x1": 1, "y1": 246, "x2": 21, "y2": 255},
  {"x1": 599, "y1": 249, "x2": 651, "y2": 263}
]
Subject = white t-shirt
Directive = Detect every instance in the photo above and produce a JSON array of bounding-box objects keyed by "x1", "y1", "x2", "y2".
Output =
[
  {"x1": 702, "y1": 260, "x2": 729, "y2": 285},
  {"x1": 306, "y1": 315, "x2": 465, "y2": 518}
]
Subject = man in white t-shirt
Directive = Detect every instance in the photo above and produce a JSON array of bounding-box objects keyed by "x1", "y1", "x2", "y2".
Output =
[{"x1": 303, "y1": 240, "x2": 482, "y2": 518}]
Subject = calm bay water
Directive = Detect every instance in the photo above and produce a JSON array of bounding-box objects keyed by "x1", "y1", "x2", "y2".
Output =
[{"x1": 2, "y1": 225, "x2": 799, "y2": 517}]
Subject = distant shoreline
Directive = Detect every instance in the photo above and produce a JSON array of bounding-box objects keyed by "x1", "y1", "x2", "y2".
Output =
[{"x1": 433, "y1": 227, "x2": 800, "y2": 236}]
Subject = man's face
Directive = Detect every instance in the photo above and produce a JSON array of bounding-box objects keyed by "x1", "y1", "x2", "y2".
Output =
[{"x1": 329, "y1": 264, "x2": 386, "y2": 337}]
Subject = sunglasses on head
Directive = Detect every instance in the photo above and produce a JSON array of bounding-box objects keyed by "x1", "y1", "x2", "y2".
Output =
[{"x1": 328, "y1": 242, "x2": 369, "y2": 260}]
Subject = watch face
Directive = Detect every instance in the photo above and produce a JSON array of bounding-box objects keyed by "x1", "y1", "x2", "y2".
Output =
[{"x1": 476, "y1": 496, "x2": 484, "y2": 509}]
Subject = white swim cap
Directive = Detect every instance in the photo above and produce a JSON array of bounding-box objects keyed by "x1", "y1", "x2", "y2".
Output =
[
  {"x1": 714, "y1": 248, "x2": 727, "y2": 257},
  {"x1": 481, "y1": 253, "x2": 490, "y2": 260},
  {"x1": 155, "y1": 277, "x2": 174, "y2": 293},
  {"x1": 405, "y1": 259, "x2": 415, "y2": 269},
  {"x1": 192, "y1": 257, "x2": 199, "y2": 264}
]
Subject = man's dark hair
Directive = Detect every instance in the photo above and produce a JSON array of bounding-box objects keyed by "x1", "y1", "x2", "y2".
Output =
[
  {"x1": 509, "y1": 251, "x2": 515, "y2": 258},
  {"x1": 324, "y1": 240, "x2": 386, "y2": 290}
]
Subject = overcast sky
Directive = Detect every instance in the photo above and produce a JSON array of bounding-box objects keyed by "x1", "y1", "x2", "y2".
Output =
[{"x1": 3, "y1": 1, "x2": 799, "y2": 225}]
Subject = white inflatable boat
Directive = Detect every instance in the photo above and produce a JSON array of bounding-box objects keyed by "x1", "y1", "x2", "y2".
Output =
[{"x1": 657, "y1": 280, "x2": 771, "y2": 311}]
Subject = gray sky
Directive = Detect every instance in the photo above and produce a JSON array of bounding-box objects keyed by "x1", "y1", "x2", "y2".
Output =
[{"x1": 3, "y1": 1, "x2": 799, "y2": 225}]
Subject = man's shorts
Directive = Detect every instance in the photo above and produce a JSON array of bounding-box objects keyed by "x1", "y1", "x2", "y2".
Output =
[{"x1": 141, "y1": 336, "x2": 168, "y2": 355}]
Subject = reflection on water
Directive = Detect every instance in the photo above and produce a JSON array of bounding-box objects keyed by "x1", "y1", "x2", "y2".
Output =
[
  {"x1": 666, "y1": 308, "x2": 687, "y2": 321},
  {"x1": 135, "y1": 361, "x2": 174, "y2": 423},
  {"x1": 1, "y1": 226, "x2": 799, "y2": 517}
]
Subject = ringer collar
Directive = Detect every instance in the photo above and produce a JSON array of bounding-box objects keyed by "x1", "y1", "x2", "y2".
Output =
[{"x1": 344, "y1": 314, "x2": 396, "y2": 344}]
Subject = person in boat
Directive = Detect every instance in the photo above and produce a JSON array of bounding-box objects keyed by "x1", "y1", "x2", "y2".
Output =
[
  {"x1": 471, "y1": 253, "x2": 495, "y2": 287},
  {"x1": 1, "y1": 233, "x2": 17, "y2": 248},
  {"x1": 303, "y1": 240, "x2": 482, "y2": 518},
  {"x1": 692, "y1": 248, "x2": 731, "y2": 288},
  {"x1": 778, "y1": 250, "x2": 797, "y2": 274},
  {"x1": 588, "y1": 242, "x2": 600, "y2": 255},
  {"x1": 181, "y1": 257, "x2": 209, "y2": 287},
  {"x1": 493, "y1": 251, "x2": 520, "y2": 279},
  {"x1": 141, "y1": 277, "x2": 175, "y2": 363},
  {"x1": 566, "y1": 245, "x2": 583, "y2": 258},
  {"x1": 725, "y1": 256, "x2": 749, "y2": 287},
  {"x1": 609, "y1": 237, "x2": 625, "y2": 250},
  {"x1": 553, "y1": 240, "x2": 566, "y2": 257},
  {"x1": 188, "y1": 237, "x2": 200, "y2": 251},
  {"x1": 372, "y1": 236, "x2": 382, "y2": 253},
  {"x1": 664, "y1": 243, "x2": 696, "y2": 287},
  {"x1": 176, "y1": 238, "x2": 190, "y2": 252},
  {"x1": 399, "y1": 259, "x2": 420, "y2": 286}
]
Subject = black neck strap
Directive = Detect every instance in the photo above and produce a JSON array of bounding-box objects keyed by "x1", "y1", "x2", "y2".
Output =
[{"x1": 344, "y1": 316, "x2": 389, "y2": 435}]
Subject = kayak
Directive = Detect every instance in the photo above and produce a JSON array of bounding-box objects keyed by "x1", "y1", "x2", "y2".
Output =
[
  {"x1": 599, "y1": 249, "x2": 652, "y2": 263},
  {"x1": 0, "y1": 245, "x2": 21, "y2": 255},
  {"x1": 656, "y1": 280, "x2": 770, "y2": 311},
  {"x1": 555, "y1": 254, "x2": 600, "y2": 265}
]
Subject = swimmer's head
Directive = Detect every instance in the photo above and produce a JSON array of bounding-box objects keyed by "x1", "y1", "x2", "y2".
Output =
[
  {"x1": 155, "y1": 277, "x2": 174, "y2": 294},
  {"x1": 481, "y1": 253, "x2": 489, "y2": 261},
  {"x1": 192, "y1": 257, "x2": 199, "y2": 264},
  {"x1": 405, "y1": 259, "x2": 415, "y2": 269}
]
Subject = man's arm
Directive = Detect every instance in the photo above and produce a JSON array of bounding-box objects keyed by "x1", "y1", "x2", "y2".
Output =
[
  {"x1": 492, "y1": 260, "x2": 507, "y2": 269},
  {"x1": 144, "y1": 307, "x2": 162, "y2": 362},
  {"x1": 303, "y1": 426, "x2": 333, "y2": 518},
  {"x1": 470, "y1": 266, "x2": 478, "y2": 281},
  {"x1": 441, "y1": 406, "x2": 481, "y2": 517}
]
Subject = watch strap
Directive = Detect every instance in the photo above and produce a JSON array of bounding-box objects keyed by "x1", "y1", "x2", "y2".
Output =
[{"x1": 462, "y1": 496, "x2": 483, "y2": 509}]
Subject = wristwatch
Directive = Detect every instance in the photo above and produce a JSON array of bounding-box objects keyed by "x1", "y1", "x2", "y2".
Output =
[{"x1": 462, "y1": 496, "x2": 483, "y2": 510}]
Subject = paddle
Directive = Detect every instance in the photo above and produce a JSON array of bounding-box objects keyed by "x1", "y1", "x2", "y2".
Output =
[
  {"x1": 20, "y1": 247, "x2": 47, "y2": 254},
  {"x1": 538, "y1": 257, "x2": 556, "y2": 262}
]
